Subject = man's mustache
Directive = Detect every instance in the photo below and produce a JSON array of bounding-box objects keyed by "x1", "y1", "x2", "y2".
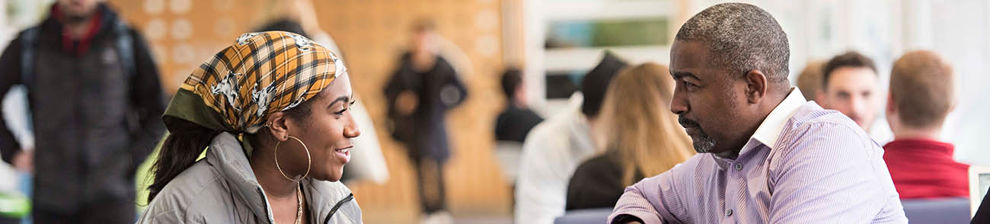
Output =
[{"x1": 678, "y1": 116, "x2": 700, "y2": 128}]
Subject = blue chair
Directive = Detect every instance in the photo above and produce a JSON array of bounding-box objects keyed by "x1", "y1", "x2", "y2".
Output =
[
  {"x1": 555, "y1": 208, "x2": 614, "y2": 224},
  {"x1": 901, "y1": 197, "x2": 970, "y2": 224}
]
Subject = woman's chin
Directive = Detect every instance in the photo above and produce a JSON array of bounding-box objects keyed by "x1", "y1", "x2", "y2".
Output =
[{"x1": 312, "y1": 168, "x2": 345, "y2": 182}]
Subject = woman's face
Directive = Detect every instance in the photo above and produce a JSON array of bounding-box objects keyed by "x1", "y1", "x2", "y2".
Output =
[{"x1": 285, "y1": 73, "x2": 360, "y2": 182}]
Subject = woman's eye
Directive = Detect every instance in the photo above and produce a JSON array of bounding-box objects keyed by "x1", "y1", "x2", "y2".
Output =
[
  {"x1": 333, "y1": 99, "x2": 356, "y2": 116},
  {"x1": 334, "y1": 108, "x2": 348, "y2": 115}
]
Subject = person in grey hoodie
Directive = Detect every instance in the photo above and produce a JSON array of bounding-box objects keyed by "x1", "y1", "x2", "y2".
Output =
[{"x1": 139, "y1": 31, "x2": 362, "y2": 224}]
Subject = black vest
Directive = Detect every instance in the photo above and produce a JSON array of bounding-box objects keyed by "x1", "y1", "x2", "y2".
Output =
[{"x1": 24, "y1": 22, "x2": 135, "y2": 213}]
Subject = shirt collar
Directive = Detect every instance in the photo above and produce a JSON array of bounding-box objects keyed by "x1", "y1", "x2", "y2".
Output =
[{"x1": 745, "y1": 87, "x2": 807, "y2": 152}]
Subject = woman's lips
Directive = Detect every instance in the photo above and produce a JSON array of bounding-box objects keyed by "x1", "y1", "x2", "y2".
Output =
[{"x1": 334, "y1": 145, "x2": 353, "y2": 163}]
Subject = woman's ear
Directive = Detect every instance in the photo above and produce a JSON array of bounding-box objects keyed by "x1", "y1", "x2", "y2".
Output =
[{"x1": 266, "y1": 112, "x2": 290, "y2": 142}]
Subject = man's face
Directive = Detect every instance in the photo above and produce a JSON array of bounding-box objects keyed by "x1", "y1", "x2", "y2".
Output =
[
  {"x1": 58, "y1": 0, "x2": 100, "y2": 19},
  {"x1": 669, "y1": 40, "x2": 754, "y2": 156},
  {"x1": 819, "y1": 67, "x2": 880, "y2": 129}
]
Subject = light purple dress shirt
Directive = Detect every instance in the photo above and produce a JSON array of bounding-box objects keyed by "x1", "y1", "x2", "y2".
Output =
[{"x1": 609, "y1": 88, "x2": 907, "y2": 223}]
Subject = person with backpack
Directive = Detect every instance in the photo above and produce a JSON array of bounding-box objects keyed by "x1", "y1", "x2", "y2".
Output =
[{"x1": 0, "y1": 0, "x2": 164, "y2": 222}]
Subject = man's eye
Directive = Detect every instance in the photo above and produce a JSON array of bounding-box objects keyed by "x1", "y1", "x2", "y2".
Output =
[{"x1": 683, "y1": 81, "x2": 698, "y2": 89}]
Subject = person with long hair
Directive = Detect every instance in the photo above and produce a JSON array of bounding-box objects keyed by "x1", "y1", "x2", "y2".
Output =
[
  {"x1": 565, "y1": 62, "x2": 694, "y2": 210},
  {"x1": 139, "y1": 31, "x2": 362, "y2": 223}
]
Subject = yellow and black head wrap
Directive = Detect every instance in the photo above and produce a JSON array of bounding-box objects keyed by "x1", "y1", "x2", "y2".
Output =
[{"x1": 163, "y1": 31, "x2": 345, "y2": 135}]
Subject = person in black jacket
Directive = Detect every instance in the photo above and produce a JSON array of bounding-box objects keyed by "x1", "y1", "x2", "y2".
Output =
[
  {"x1": 384, "y1": 20, "x2": 467, "y2": 221},
  {"x1": 0, "y1": 0, "x2": 164, "y2": 223},
  {"x1": 973, "y1": 188, "x2": 990, "y2": 223},
  {"x1": 494, "y1": 67, "x2": 543, "y2": 143}
]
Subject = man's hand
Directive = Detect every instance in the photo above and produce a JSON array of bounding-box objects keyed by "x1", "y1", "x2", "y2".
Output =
[
  {"x1": 12, "y1": 150, "x2": 32, "y2": 174},
  {"x1": 396, "y1": 91, "x2": 418, "y2": 115}
]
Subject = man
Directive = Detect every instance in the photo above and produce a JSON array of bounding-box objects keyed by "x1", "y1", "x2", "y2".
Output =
[
  {"x1": 515, "y1": 52, "x2": 626, "y2": 224},
  {"x1": 0, "y1": 0, "x2": 164, "y2": 223},
  {"x1": 383, "y1": 20, "x2": 467, "y2": 223},
  {"x1": 817, "y1": 51, "x2": 892, "y2": 142},
  {"x1": 492, "y1": 67, "x2": 543, "y2": 190},
  {"x1": 495, "y1": 67, "x2": 543, "y2": 143},
  {"x1": 608, "y1": 3, "x2": 906, "y2": 223},
  {"x1": 882, "y1": 50, "x2": 968, "y2": 199}
]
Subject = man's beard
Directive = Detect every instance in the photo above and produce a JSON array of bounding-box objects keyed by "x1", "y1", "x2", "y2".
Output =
[
  {"x1": 59, "y1": 4, "x2": 97, "y2": 25},
  {"x1": 678, "y1": 116, "x2": 716, "y2": 153},
  {"x1": 64, "y1": 14, "x2": 90, "y2": 24}
]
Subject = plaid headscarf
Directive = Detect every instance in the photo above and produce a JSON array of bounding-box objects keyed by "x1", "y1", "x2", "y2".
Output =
[{"x1": 163, "y1": 31, "x2": 345, "y2": 135}]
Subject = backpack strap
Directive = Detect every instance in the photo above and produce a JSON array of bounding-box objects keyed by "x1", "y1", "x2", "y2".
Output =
[
  {"x1": 113, "y1": 19, "x2": 135, "y2": 79},
  {"x1": 19, "y1": 26, "x2": 40, "y2": 90}
]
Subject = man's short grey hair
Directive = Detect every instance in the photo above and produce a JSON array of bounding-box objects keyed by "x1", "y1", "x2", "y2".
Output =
[{"x1": 676, "y1": 3, "x2": 790, "y2": 83}]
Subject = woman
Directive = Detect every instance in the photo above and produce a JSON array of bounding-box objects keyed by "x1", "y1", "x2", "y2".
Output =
[
  {"x1": 139, "y1": 31, "x2": 361, "y2": 223},
  {"x1": 565, "y1": 62, "x2": 694, "y2": 210}
]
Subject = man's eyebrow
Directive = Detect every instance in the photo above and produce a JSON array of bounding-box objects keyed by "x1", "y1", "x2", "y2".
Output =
[{"x1": 672, "y1": 71, "x2": 701, "y2": 81}]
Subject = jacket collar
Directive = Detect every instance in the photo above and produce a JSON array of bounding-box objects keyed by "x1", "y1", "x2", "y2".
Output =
[{"x1": 206, "y1": 132, "x2": 357, "y2": 223}]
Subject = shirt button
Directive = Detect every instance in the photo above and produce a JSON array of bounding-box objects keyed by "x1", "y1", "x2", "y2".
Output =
[
  {"x1": 734, "y1": 163, "x2": 743, "y2": 171},
  {"x1": 726, "y1": 209, "x2": 733, "y2": 216}
]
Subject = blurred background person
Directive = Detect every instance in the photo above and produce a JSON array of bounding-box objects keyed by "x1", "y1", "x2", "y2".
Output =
[
  {"x1": 796, "y1": 60, "x2": 825, "y2": 101},
  {"x1": 255, "y1": 0, "x2": 341, "y2": 56},
  {"x1": 254, "y1": 0, "x2": 389, "y2": 186},
  {"x1": 0, "y1": 0, "x2": 164, "y2": 223},
  {"x1": 882, "y1": 50, "x2": 968, "y2": 199},
  {"x1": 817, "y1": 51, "x2": 892, "y2": 143},
  {"x1": 495, "y1": 67, "x2": 543, "y2": 144},
  {"x1": 565, "y1": 62, "x2": 693, "y2": 211},
  {"x1": 384, "y1": 19, "x2": 468, "y2": 224},
  {"x1": 492, "y1": 67, "x2": 543, "y2": 195},
  {"x1": 514, "y1": 52, "x2": 626, "y2": 224}
]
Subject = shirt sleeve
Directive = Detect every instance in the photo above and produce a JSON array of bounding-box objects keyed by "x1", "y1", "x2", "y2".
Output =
[
  {"x1": 0, "y1": 36, "x2": 24, "y2": 164},
  {"x1": 126, "y1": 28, "x2": 166, "y2": 170},
  {"x1": 608, "y1": 154, "x2": 702, "y2": 224},
  {"x1": 608, "y1": 178, "x2": 665, "y2": 224},
  {"x1": 609, "y1": 167, "x2": 694, "y2": 224},
  {"x1": 768, "y1": 123, "x2": 906, "y2": 223},
  {"x1": 437, "y1": 57, "x2": 467, "y2": 109},
  {"x1": 514, "y1": 124, "x2": 568, "y2": 224}
]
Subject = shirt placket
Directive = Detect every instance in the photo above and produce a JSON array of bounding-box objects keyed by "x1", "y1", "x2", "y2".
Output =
[{"x1": 722, "y1": 145, "x2": 756, "y2": 224}]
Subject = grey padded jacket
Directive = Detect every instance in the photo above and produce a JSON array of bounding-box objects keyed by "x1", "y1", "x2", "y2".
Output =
[{"x1": 138, "y1": 132, "x2": 362, "y2": 223}]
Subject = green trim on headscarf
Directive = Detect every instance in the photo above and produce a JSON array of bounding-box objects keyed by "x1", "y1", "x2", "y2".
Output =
[
  {"x1": 161, "y1": 89, "x2": 259, "y2": 156},
  {"x1": 162, "y1": 89, "x2": 233, "y2": 133}
]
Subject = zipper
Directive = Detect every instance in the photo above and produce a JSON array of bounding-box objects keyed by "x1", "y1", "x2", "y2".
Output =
[{"x1": 323, "y1": 193, "x2": 354, "y2": 223}]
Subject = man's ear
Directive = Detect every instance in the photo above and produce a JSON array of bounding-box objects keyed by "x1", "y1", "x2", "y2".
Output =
[
  {"x1": 886, "y1": 93, "x2": 896, "y2": 114},
  {"x1": 949, "y1": 95, "x2": 958, "y2": 114},
  {"x1": 744, "y1": 69, "x2": 768, "y2": 104},
  {"x1": 266, "y1": 112, "x2": 290, "y2": 142}
]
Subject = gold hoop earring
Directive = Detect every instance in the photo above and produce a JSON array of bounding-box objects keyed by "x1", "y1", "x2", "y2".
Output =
[{"x1": 274, "y1": 136, "x2": 312, "y2": 182}]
